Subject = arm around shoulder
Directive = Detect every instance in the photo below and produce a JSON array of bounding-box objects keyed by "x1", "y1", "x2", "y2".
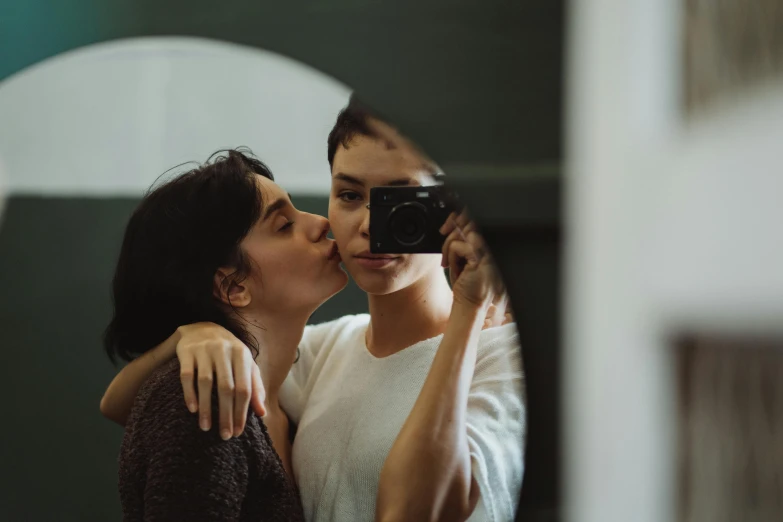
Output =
[{"x1": 100, "y1": 329, "x2": 180, "y2": 425}]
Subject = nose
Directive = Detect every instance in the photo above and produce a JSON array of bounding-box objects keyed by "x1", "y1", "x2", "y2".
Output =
[
  {"x1": 310, "y1": 213, "x2": 331, "y2": 242},
  {"x1": 359, "y1": 204, "x2": 370, "y2": 239}
]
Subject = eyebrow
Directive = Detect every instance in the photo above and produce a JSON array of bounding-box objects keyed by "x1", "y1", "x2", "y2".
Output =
[
  {"x1": 262, "y1": 197, "x2": 288, "y2": 221},
  {"x1": 333, "y1": 173, "x2": 418, "y2": 187}
]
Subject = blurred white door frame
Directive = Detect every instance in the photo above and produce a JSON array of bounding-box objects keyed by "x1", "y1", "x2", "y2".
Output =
[{"x1": 565, "y1": 0, "x2": 783, "y2": 521}]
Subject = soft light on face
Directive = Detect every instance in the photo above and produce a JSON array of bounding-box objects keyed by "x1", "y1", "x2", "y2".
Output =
[
  {"x1": 328, "y1": 133, "x2": 442, "y2": 296},
  {"x1": 240, "y1": 176, "x2": 347, "y2": 315}
]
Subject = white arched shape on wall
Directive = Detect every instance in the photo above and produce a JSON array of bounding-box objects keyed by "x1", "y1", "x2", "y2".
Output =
[{"x1": 0, "y1": 37, "x2": 351, "y2": 197}]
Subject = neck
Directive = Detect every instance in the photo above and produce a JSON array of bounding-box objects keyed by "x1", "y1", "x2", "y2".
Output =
[
  {"x1": 239, "y1": 308, "x2": 310, "y2": 412},
  {"x1": 366, "y1": 267, "x2": 453, "y2": 357}
]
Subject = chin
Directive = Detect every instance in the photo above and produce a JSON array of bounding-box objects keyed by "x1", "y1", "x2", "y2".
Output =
[
  {"x1": 351, "y1": 272, "x2": 407, "y2": 296},
  {"x1": 345, "y1": 258, "x2": 434, "y2": 296},
  {"x1": 324, "y1": 269, "x2": 350, "y2": 297}
]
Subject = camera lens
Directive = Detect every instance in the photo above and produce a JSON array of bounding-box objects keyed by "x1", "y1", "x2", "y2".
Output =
[{"x1": 388, "y1": 202, "x2": 427, "y2": 246}]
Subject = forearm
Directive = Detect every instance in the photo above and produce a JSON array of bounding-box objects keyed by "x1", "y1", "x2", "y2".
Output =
[
  {"x1": 376, "y1": 301, "x2": 485, "y2": 522},
  {"x1": 100, "y1": 330, "x2": 180, "y2": 425}
]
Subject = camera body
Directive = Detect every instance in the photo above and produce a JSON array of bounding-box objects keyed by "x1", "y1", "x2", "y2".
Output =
[{"x1": 369, "y1": 185, "x2": 460, "y2": 254}]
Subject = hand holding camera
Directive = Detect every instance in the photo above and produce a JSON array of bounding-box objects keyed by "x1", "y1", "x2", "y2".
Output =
[
  {"x1": 362, "y1": 116, "x2": 512, "y2": 324},
  {"x1": 439, "y1": 210, "x2": 506, "y2": 311}
]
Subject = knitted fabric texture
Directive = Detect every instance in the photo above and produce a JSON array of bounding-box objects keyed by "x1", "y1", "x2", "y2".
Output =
[{"x1": 118, "y1": 359, "x2": 304, "y2": 522}]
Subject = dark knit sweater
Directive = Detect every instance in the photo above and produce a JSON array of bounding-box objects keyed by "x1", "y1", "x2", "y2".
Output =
[{"x1": 118, "y1": 359, "x2": 305, "y2": 522}]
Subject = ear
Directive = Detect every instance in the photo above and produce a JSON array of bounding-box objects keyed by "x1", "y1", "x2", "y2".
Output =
[{"x1": 213, "y1": 268, "x2": 252, "y2": 308}]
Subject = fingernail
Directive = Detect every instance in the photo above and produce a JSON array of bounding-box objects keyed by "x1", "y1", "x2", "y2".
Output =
[
  {"x1": 234, "y1": 427, "x2": 243, "y2": 437},
  {"x1": 221, "y1": 429, "x2": 231, "y2": 441},
  {"x1": 188, "y1": 402, "x2": 197, "y2": 413},
  {"x1": 200, "y1": 416, "x2": 209, "y2": 431}
]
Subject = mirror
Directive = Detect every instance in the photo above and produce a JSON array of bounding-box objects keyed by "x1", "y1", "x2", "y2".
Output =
[{"x1": 0, "y1": 37, "x2": 525, "y2": 521}]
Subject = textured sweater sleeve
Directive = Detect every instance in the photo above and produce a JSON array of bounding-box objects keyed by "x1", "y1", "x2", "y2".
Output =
[
  {"x1": 466, "y1": 323, "x2": 526, "y2": 522},
  {"x1": 137, "y1": 382, "x2": 252, "y2": 521}
]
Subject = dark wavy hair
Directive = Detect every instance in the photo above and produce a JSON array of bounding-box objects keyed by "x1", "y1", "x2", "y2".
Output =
[{"x1": 103, "y1": 149, "x2": 273, "y2": 364}]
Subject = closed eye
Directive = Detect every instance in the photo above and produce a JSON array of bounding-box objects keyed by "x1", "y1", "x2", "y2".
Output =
[{"x1": 278, "y1": 220, "x2": 294, "y2": 232}]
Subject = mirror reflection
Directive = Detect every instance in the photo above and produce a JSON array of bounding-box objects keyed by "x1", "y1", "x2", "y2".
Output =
[{"x1": 0, "y1": 37, "x2": 525, "y2": 522}]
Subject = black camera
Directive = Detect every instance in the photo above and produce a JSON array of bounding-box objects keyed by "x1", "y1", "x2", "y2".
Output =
[{"x1": 369, "y1": 185, "x2": 461, "y2": 254}]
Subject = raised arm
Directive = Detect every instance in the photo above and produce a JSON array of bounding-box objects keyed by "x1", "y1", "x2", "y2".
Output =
[
  {"x1": 376, "y1": 213, "x2": 506, "y2": 522},
  {"x1": 100, "y1": 323, "x2": 265, "y2": 438}
]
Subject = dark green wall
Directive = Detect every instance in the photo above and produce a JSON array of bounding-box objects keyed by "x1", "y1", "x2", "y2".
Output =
[{"x1": 0, "y1": 195, "x2": 367, "y2": 521}]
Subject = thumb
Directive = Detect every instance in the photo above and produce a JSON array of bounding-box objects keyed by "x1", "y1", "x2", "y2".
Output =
[{"x1": 250, "y1": 365, "x2": 267, "y2": 417}]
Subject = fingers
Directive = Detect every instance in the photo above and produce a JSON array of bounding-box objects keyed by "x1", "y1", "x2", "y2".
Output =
[
  {"x1": 462, "y1": 222, "x2": 485, "y2": 258},
  {"x1": 447, "y1": 239, "x2": 479, "y2": 280},
  {"x1": 439, "y1": 211, "x2": 473, "y2": 238},
  {"x1": 493, "y1": 289, "x2": 509, "y2": 312},
  {"x1": 454, "y1": 210, "x2": 471, "y2": 230},
  {"x1": 232, "y1": 346, "x2": 252, "y2": 437},
  {"x1": 214, "y1": 351, "x2": 235, "y2": 441},
  {"x1": 483, "y1": 303, "x2": 498, "y2": 329},
  {"x1": 179, "y1": 353, "x2": 198, "y2": 414},
  {"x1": 175, "y1": 323, "x2": 263, "y2": 439},
  {"x1": 440, "y1": 211, "x2": 483, "y2": 267},
  {"x1": 496, "y1": 293, "x2": 515, "y2": 325},
  {"x1": 440, "y1": 213, "x2": 457, "y2": 268},
  {"x1": 483, "y1": 296, "x2": 510, "y2": 329},
  {"x1": 196, "y1": 352, "x2": 215, "y2": 432},
  {"x1": 441, "y1": 222, "x2": 459, "y2": 269},
  {"x1": 442, "y1": 219, "x2": 486, "y2": 287},
  {"x1": 439, "y1": 212, "x2": 457, "y2": 237},
  {"x1": 249, "y1": 364, "x2": 267, "y2": 418}
]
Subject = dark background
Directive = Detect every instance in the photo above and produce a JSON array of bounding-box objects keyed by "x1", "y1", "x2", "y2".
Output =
[{"x1": 0, "y1": 1, "x2": 563, "y2": 520}]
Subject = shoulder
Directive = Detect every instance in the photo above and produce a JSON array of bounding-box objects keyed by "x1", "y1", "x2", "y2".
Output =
[
  {"x1": 130, "y1": 359, "x2": 267, "y2": 454},
  {"x1": 474, "y1": 322, "x2": 524, "y2": 382},
  {"x1": 133, "y1": 358, "x2": 188, "y2": 417},
  {"x1": 466, "y1": 323, "x2": 526, "y2": 521},
  {"x1": 125, "y1": 359, "x2": 198, "y2": 443},
  {"x1": 477, "y1": 322, "x2": 522, "y2": 361},
  {"x1": 478, "y1": 321, "x2": 520, "y2": 348}
]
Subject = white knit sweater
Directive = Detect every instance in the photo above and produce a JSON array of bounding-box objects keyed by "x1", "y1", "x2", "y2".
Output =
[{"x1": 280, "y1": 314, "x2": 526, "y2": 522}]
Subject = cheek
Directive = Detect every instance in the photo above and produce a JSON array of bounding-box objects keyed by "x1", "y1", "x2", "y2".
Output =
[
  {"x1": 250, "y1": 246, "x2": 307, "y2": 283},
  {"x1": 328, "y1": 206, "x2": 353, "y2": 247}
]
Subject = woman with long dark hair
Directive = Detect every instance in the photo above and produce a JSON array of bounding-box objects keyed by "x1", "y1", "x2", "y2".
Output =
[{"x1": 104, "y1": 149, "x2": 348, "y2": 521}]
